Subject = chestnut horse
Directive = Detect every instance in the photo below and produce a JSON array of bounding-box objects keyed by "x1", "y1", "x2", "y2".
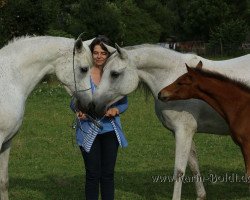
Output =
[{"x1": 158, "y1": 61, "x2": 250, "y2": 182}]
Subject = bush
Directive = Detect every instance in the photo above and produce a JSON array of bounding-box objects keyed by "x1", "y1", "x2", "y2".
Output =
[{"x1": 209, "y1": 19, "x2": 248, "y2": 56}]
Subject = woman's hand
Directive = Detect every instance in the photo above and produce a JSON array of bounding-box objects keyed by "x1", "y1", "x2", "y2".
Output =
[
  {"x1": 76, "y1": 111, "x2": 87, "y2": 120},
  {"x1": 105, "y1": 108, "x2": 119, "y2": 117}
]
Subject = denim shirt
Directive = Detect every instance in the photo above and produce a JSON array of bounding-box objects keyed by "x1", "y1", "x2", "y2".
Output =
[{"x1": 70, "y1": 78, "x2": 128, "y2": 152}]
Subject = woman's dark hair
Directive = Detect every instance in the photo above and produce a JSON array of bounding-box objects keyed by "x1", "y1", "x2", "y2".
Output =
[{"x1": 89, "y1": 35, "x2": 111, "y2": 55}]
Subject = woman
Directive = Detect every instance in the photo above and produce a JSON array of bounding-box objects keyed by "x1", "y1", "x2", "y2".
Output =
[{"x1": 71, "y1": 35, "x2": 128, "y2": 200}]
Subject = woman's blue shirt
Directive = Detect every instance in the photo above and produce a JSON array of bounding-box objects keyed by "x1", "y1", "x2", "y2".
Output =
[{"x1": 70, "y1": 78, "x2": 128, "y2": 152}]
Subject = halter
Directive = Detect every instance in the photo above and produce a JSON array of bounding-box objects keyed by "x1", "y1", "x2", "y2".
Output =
[
  {"x1": 72, "y1": 44, "x2": 104, "y2": 130},
  {"x1": 72, "y1": 46, "x2": 91, "y2": 98}
]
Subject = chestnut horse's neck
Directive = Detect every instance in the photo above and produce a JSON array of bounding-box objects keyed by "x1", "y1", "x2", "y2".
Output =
[
  {"x1": 193, "y1": 69, "x2": 250, "y2": 177},
  {"x1": 194, "y1": 71, "x2": 250, "y2": 124}
]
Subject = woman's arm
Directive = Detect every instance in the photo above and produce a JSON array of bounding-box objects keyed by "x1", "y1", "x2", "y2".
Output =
[
  {"x1": 70, "y1": 98, "x2": 78, "y2": 112},
  {"x1": 105, "y1": 96, "x2": 128, "y2": 117},
  {"x1": 112, "y1": 96, "x2": 128, "y2": 114},
  {"x1": 70, "y1": 98, "x2": 87, "y2": 119}
]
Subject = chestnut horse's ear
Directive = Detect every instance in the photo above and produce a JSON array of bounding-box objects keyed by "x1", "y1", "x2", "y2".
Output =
[
  {"x1": 196, "y1": 61, "x2": 203, "y2": 69},
  {"x1": 185, "y1": 63, "x2": 195, "y2": 74},
  {"x1": 185, "y1": 63, "x2": 191, "y2": 71}
]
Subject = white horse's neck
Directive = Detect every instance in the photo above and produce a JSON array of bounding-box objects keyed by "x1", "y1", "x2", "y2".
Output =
[
  {"x1": 1, "y1": 36, "x2": 74, "y2": 100},
  {"x1": 128, "y1": 45, "x2": 250, "y2": 97},
  {"x1": 128, "y1": 46, "x2": 196, "y2": 97}
]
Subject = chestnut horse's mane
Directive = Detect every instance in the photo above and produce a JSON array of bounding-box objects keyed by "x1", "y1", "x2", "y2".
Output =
[{"x1": 193, "y1": 67, "x2": 250, "y2": 93}]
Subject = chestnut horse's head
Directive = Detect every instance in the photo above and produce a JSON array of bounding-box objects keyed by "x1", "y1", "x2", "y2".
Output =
[{"x1": 158, "y1": 61, "x2": 203, "y2": 102}]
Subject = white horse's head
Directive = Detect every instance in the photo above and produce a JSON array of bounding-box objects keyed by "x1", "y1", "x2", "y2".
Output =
[
  {"x1": 93, "y1": 44, "x2": 139, "y2": 114},
  {"x1": 55, "y1": 34, "x2": 94, "y2": 110}
]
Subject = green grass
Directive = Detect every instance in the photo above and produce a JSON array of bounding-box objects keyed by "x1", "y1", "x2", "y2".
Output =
[{"x1": 9, "y1": 81, "x2": 249, "y2": 199}]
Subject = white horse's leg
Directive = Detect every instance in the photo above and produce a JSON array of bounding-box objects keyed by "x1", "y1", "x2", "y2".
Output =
[
  {"x1": 0, "y1": 140, "x2": 11, "y2": 200},
  {"x1": 172, "y1": 127, "x2": 195, "y2": 200},
  {"x1": 188, "y1": 141, "x2": 206, "y2": 200}
]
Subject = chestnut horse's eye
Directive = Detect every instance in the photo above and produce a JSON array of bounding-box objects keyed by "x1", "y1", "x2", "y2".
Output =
[
  {"x1": 110, "y1": 71, "x2": 120, "y2": 79},
  {"x1": 80, "y1": 66, "x2": 88, "y2": 73}
]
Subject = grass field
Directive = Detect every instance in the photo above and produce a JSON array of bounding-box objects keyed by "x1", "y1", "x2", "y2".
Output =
[{"x1": 8, "y1": 80, "x2": 249, "y2": 199}]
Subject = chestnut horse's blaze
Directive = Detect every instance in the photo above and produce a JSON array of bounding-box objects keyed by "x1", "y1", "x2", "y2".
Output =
[{"x1": 158, "y1": 61, "x2": 250, "y2": 181}]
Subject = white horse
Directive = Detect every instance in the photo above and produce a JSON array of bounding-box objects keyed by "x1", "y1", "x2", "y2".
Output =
[
  {"x1": 0, "y1": 35, "x2": 94, "y2": 200},
  {"x1": 92, "y1": 44, "x2": 250, "y2": 200}
]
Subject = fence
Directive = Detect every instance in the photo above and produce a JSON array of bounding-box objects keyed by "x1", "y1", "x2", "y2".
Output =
[{"x1": 165, "y1": 41, "x2": 250, "y2": 57}]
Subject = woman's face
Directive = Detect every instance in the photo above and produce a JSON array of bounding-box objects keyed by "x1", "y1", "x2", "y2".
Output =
[{"x1": 92, "y1": 44, "x2": 109, "y2": 67}]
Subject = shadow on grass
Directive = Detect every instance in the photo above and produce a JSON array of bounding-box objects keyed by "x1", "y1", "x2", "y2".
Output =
[
  {"x1": 10, "y1": 175, "x2": 83, "y2": 200},
  {"x1": 9, "y1": 166, "x2": 249, "y2": 200},
  {"x1": 115, "y1": 166, "x2": 249, "y2": 200}
]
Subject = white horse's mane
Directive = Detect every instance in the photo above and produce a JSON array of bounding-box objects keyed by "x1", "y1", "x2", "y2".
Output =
[
  {"x1": 3, "y1": 35, "x2": 73, "y2": 49},
  {"x1": 7, "y1": 35, "x2": 34, "y2": 44},
  {"x1": 118, "y1": 43, "x2": 196, "y2": 60},
  {"x1": 124, "y1": 43, "x2": 166, "y2": 50},
  {"x1": 1, "y1": 35, "x2": 75, "y2": 59},
  {"x1": 108, "y1": 43, "x2": 187, "y2": 64},
  {"x1": 6, "y1": 35, "x2": 73, "y2": 45},
  {"x1": 124, "y1": 43, "x2": 197, "y2": 55}
]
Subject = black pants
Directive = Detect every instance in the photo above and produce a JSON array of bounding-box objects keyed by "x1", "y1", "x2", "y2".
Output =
[{"x1": 80, "y1": 131, "x2": 119, "y2": 200}]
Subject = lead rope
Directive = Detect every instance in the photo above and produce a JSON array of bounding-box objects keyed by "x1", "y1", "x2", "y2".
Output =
[
  {"x1": 71, "y1": 48, "x2": 106, "y2": 148},
  {"x1": 72, "y1": 46, "x2": 92, "y2": 97}
]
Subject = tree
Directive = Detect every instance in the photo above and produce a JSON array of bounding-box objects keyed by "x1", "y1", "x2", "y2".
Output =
[
  {"x1": 209, "y1": 19, "x2": 248, "y2": 55},
  {"x1": 43, "y1": 0, "x2": 82, "y2": 38},
  {"x1": 0, "y1": 0, "x2": 49, "y2": 46},
  {"x1": 65, "y1": 0, "x2": 122, "y2": 43},
  {"x1": 134, "y1": 0, "x2": 178, "y2": 42},
  {"x1": 175, "y1": 0, "x2": 249, "y2": 43},
  {"x1": 117, "y1": 0, "x2": 162, "y2": 45},
  {"x1": 0, "y1": 0, "x2": 7, "y2": 8},
  {"x1": 182, "y1": 0, "x2": 231, "y2": 41}
]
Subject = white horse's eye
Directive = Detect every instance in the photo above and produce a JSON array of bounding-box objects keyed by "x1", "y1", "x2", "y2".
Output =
[
  {"x1": 80, "y1": 66, "x2": 89, "y2": 73},
  {"x1": 110, "y1": 71, "x2": 120, "y2": 79}
]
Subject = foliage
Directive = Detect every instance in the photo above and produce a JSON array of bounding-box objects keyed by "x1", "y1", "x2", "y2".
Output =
[
  {"x1": 45, "y1": 29, "x2": 73, "y2": 38},
  {"x1": 0, "y1": 0, "x2": 249, "y2": 50},
  {"x1": 209, "y1": 19, "x2": 248, "y2": 55},
  {"x1": 0, "y1": 0, "x2": 48, "y2": 46},
  {"x1": 182, "y1": 0, "x2": 231, "y2": 41},
  {"x1": 64, "y1": 0, "x2": 122, "y2": 44},
  {"x1": 117, "y1": 0, "x2": 162, "y2": 45},
  {"x1": 0, "y1": 0, "x2": 7, "y2": 8},
  {"x1": 134, "y1": 0, "x2": 177, "y2": 42}
]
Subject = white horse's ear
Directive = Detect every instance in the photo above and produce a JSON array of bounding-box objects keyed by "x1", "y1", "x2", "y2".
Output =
[
  {"x1": 83, "y1": 38, "x2": 95, "y2": 48},
  {"x1": 74, "y1": 33, "x2": 84, "y2": 53},
  {"x1": 82, "y1": 38, "x2": 95, "y2": 66},
  {"x1": 115, "y1": 43, "x2": 128, "y2": 59},
  {"x1": 103, "y1": 43, "x2": 116, "y2": 54},
  {"x1": 82, "y1": 37, "x2": 95, "y2": 53}
]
